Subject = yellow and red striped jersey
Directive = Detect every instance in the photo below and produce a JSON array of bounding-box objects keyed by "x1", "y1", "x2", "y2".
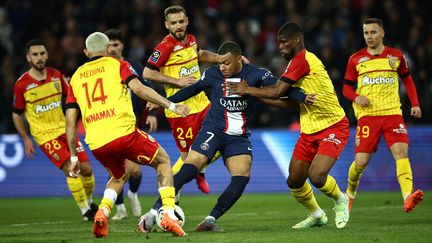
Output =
[
  {"x1": 146, "y1": 34, "x2": 209, "y2": 118},
  {"x1": 344, "y1": 46, "x2": 409, "y2": 119},
  {"x1": 280, "y1": 49, "x2": 345, "y2": 134},
  {"x1": 67, "y1": 56, "x2": 137, "y2": 150},
  {"x1": 13, "y1": 68, "x2": 68, "y2": 145}
]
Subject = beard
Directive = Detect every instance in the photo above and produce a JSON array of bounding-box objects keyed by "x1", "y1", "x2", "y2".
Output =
[
  {"x1": 281, "y1": 51, "x2": 295, "y2": 61},
  {"x1": 170, "y1": 30, "x2": 186, "y2": 41},
  {"x1": 31, "y1": 61, "x2": 46, "y2": 71}
]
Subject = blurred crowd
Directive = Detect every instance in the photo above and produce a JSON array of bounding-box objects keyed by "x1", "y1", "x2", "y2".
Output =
[{"x1": 1, "y1": 0, "x2": 431, "y2": 133}]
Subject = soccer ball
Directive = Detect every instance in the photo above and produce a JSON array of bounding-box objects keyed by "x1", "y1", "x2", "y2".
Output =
[{"x1": 155, "y1": 205, "x2": 185, "y2": 231}]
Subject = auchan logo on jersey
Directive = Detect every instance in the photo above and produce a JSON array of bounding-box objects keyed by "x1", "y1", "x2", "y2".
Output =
[
  {"x1": 361, "y1": 76, "x2": 395, "y2": 85},
  {"x1": 35, "y1": 101, "x2": 62, "y2": 113},
  {"x1": 179, "y1": 65, "x2": 199, "y2": 77}
]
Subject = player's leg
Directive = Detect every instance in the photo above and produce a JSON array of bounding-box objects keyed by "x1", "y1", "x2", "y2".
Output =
[
  {"x1": 126, "y1": 160, "x2": 142, "y2": 217},
  {"x1": 75, "y1": 138, "x2": 98, "y2": 216},
  {"x1": 384, "y1": 115, "x2": 423, "y2": 212},
  {"x1": 41, "y1": 136, "x2": 93, "y2": 221},
  {"x1": 139, "y1": 149, "x2": 209, "y2": 233},
  {"x1": 287, "y1": 134, "x2": 327, "y2": 228},
  {"x1": 197, "y1": 153, "x2": 251, "y2": 232},
  {"x1": 288, "y1": 158, "x2": 327, "y2": 228},
  {"x1": 346, "y1": 117, "x2": 380, "y2": 211}
]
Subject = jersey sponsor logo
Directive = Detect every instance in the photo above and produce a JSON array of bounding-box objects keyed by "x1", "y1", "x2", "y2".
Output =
[
  {"x1": 150, "y1": 50, "x2": 161, "y2": 63},
  {"x1": 35, "y1": 101, "x2": 62, "y2": 114},
  {"x1": 358, "y1": 56, "x2": 370, "y2": 63},
  {"x1": 219, "y1": 98, "x2": 248, "y2": 112},
  {"x1": 179, "y1": 65, "x2": 199, "y2": 77},
  {"x1": 85, "y1": 108, "x2": 116, "y2": 124},
  {"x1": 361, "y1": 76, "x2": 395, "y2": 85},
  {"x1": 323, "y1": 133, "x2": 341, "y2": 145},
  {"x1": 26, "y1": 83, "x2": 38, "y2": 90},
  {"x1": 393, "y1": 124, "x2": 407, "y2": 134},
  {"x1": 173, "y1": 45, "x2": 183, "y2": 52}
]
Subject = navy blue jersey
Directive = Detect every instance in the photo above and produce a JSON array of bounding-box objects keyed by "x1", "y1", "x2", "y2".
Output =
[{"x1": 169, "y1": 64, "x2": 277, "y2": 136}]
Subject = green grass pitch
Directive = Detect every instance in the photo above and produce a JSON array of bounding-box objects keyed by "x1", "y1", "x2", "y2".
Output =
[{"x1": 0, "y1": 191, "x2": 430, "y2": 242}]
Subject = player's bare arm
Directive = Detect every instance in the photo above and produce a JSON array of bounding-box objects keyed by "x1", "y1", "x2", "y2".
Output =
[
  {"x1": 258, "y1": 98, "x2": 299, "y2": 108},
  {"x1": 12, "y1": 112, "x2": 37, "y2": 158},
  {"x1": 128, "y1": 78, "x2": 190, "y2": 117},
  {"x1": 143, "y1": 67, "x2": 196, "y2": 87},
  {"x1": 65, "y1": 107, "x2": 80, "y2": 177}
]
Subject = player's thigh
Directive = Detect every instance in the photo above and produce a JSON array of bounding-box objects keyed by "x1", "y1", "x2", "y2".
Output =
[
  {"x1": 382, "y1": 115, "x2": 409, "y2": 151},
  {"x1": 126, "y1": 159, "x2": 142, "y2": 177},
  {"x1": 125, "y1": 129, "x2": 161, "y2": 166},
  {"x1": 355, "y1": 116, "x2": 382, "y2": 153},
  {"x1": 184, "y1": 150, "x2": 210, "y2": 170},
  {"x1": 225, "y1": 154, "x2": 252, "y2": 177}
]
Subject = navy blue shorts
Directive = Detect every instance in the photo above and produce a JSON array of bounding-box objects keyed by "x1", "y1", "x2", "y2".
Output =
[{"x1": 190, "y1": 125, "x2": 252, "y2": 161}]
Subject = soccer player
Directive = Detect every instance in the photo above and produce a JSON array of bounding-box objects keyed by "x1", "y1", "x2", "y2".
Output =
[
  {"x1": 138, "y1": 41, "x2": 310, "y2": 232},
  {"x1": 228, "y1": 22, "x2": 350, "y2": 229},
  {"x1": 343, "y1": 18, "x2": 423, "y2": 213},
  {"x1": 105, "y1": 28, "x2": 159, "y2": 220},
  {"x1": 143, "y1": 5, "x2": 215, "y2": 194},
  {"x1": 65, "y1": 32, "x2": 189, "y2": 238},
  {"x1": 12, "y1": 39, "x2": 98, "y2": 221}
]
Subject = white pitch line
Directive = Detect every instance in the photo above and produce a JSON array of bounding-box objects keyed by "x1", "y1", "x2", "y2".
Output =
[{"x1": 8, "y1": 221, "x2": 71, "y2": 227}]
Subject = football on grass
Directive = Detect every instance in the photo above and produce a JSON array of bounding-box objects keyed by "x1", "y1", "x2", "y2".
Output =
[{"x1": 156, "y1": 205, "x2": 185, "y2": 231}]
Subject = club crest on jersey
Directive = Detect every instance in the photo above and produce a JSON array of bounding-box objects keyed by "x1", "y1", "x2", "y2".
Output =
[
  {"x1": 180, "y1": 140, "x2": 187, "y2": 148},
  {"x1": 200, "y1": 142, "x2": 209, "y2": 151},
  {"x1": 54, "y1": 82, "x2": 60, "y2": 91},
  {"x1": 53, "y1": 153, "x2": 60, "y2": 161},
  {"x1": 150, "y1": 50, "x2": 161, "y2": 63},
  {"x1": 388, "y1": 59, "x2": 396, "y2": 70},
  {"x1": 393, "y1": 124, "x2": 407, "y2": 134}
]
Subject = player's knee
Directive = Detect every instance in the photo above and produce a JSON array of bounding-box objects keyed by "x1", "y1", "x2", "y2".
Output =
[
  {"x1": 308, "y1": 173, "x2": 327, "y2": 188},
  {"x1": 287, "y1": 176, "x2": 302, "y2": 189},
  {"x1": 79, "y1": 162, "x2": 93, "y2": 176}
]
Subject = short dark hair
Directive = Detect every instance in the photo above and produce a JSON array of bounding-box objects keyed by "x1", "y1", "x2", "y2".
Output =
[
  {"x1": 278, "y1": 22, "x2": 303, "y2": 38},
  {"x1": 217, "y1": 41, "x2": 242, "y2": 56},
  {"x1": 104, "y1": 29, "x2": 124, "y2": 43},
  {"x1": 25, "y1": 39, "x2": 46, "y2": 53},
  {"x1": 363, "y1": 18, "x2": 383, "y2": 28},
  {"x1": 164, "y1": 5, "x2": 186, "y2": 20}
]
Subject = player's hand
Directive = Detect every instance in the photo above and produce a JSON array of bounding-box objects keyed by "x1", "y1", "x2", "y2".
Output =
[
  {"x1": 305, "y1": 94, "x2": 316, "y2": 105},
  {"x1": 68, "y1": 156, "x2": 80, "y2": 178},
  {"x1": 173, "y1": 104, "x2": 190, "y2": 117},
  {"x1": 146, "y1": 102, "x2": 159, "y2": 111},
  {"x1": 146, "y1": 115, "x2": 158, "y2": 132},
  {"x1": 354, "y1": 95, "x2": 370, "y2": 107},
  {"x1": 23, "y1": 137, "x2": 37, "y2": 159},
  {"x1": 411, "y1": 106, "x2": 422, "y2": 118},
  {"x1": 240, "y1": 55, "x2": 250, "y2": 64},
  {"x1": 177, "y1": 76, "x2": 196, "y2": 87},
  {"x1": 224, "y1": 79, "x2": 250, "y2": 96}
]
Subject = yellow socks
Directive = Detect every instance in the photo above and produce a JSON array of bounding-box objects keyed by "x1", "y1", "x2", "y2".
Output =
[
  {"x1": 159, "y1": 187, "x2": 176, "y2": 210},
  {"x1": 172, "y1": 157, "x2": 184, "y2": 175},
  {"x1": 291, "y1": 181, "x2": 320, "y2": 213},
  {"x1": 100, "y1": 188, "x2": 117, "y2": 217},
  {"x1": 66, "y1": 177, "x2": 88, "y2": 214},
  {"x1": 347, "y1": 161, "x2": 366, "y2": 197},
  {"x1": 319, "y1": 175, "x2": 343, "y2": 201},
  {"x1": 396, "y1": 158, "x2": 413, "y2": 200},
  {"x1": 80, "y1": 174, "x2": 95, "y2": 204}
]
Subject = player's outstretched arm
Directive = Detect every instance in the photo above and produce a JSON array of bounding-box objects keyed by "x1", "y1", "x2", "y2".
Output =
[
  {"x1": 129, "y1": 78, "x2": 190, "y2": 117},
  {"x1": 227, "y1": 79, "x2": 291, "y2": 98},
  {"x1": 143, "y1": 67, "x2": 196, "y2": 87}
]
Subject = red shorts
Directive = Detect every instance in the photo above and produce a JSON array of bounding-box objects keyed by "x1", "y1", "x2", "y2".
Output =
[
  {"x1": 355, "y1": 115, "x2": 409, "y2": 153},
  {"x1": 39, "y1": 134, "x2": 89, "y2": 168},
  {"x1": 167, "y1": 105, "x2": 210, "y2": 152},
  {"x1": 91, "y1": 128, "x2": 159, "y2": 180},
  {"x1": 293, "y1": 117, "x2": 350, "y2": 162}
]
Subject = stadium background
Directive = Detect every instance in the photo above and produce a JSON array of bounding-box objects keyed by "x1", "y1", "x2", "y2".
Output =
[{"x1": 0, "y1": 0, "x2": 431, "y2": 196}]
